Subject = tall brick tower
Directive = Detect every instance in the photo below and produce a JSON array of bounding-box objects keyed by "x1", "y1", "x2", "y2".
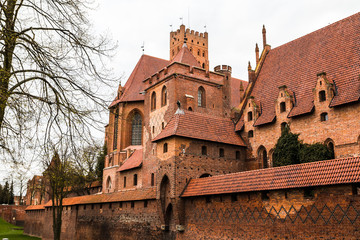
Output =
[{"x1": 170, "y1": 25, "x2": 209, "y2": 70}]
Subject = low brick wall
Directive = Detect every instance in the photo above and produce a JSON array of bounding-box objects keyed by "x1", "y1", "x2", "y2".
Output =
[
  {"x1": 0, "y1": 205, "x2": 27, "y2": 226},
  {"x1": 24, "y1": 184, "x2": 360, "y2": 239}
]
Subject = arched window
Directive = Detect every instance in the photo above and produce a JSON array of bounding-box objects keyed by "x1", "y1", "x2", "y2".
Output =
[
  {"x1": 188, "y1": 107, "x2": 193, "y2": 111},
  {"x1": 161, "y1": 86, "x2": 167, "y2": 106},
  {"x1": 248, "y1": 130, "x2": 254, "y2": 138},
  {"x1": 151, "y1": 173, "x2": 155, "y2": 186},
  {"x1": 281, "y1": 122, "x2": 289, "y2": 132},
  {"x1": 202, "y1": 51, "x2": 205, "y2": 57},
  {"x1": 201, "y1": 146, "x2": 207, "y2": 156},
  {"x1": 190, "y1": 47, "x2": 192, "y2": 52},
  {"x1": 248, "y1": 111, "x2": 253, "y2": 121},
  {"x1": 131, "y1": 112, "x2": 142, "y2": 145},
  {"x1": 197, "y1": 49, "x2": 200, "y2": 56},
  {"x1": 106, "y1": 177, "x2": 112, "y2": 190},
  {"x1": 113, "y1": 108, "x2": 119, "y2": 150},
  {"x1": 200, "y1": 173, "x2": 211, "y2": 178},
  {"x1": 133, "y1": 174, "x2": 138, "y2": 186},
  {"x1": 325, "y1": 138, "x2": 335, "y2": 159},
  {"x1": 202, "y1": 63, "x2": 205, "y2": 68},
  {"x1": 198, "y1": 87, "x2": 206, "y2": 107},
  {"x1": 172, "y1": 49, "x2": 175, "y2": 56},
  {"x1": 219, "y1": 148, "x2": 224, "y2": 157},
  {"x1": 151, "y1": 91, "x2": 156, "y2": 111},
  {"x1": 320, "y1": 112, "x2": 328, "y2": 121},
  {"x1": 163, "y1": 143, "x2": 168, "y2": 153},
  {"x1": 123, "y1": 176, "x2": 126, "y2": 188},
  {"x1": 319, "y1": 90, "x2": 326, "y2": 102},
  {"x1": 280, "y1": 102, "x2": 286, "y2": 112}
]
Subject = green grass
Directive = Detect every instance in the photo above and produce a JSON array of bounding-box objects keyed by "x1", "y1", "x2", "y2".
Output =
[{"x1": 0, "y1": 217, "x2": 40, "y2": 240}]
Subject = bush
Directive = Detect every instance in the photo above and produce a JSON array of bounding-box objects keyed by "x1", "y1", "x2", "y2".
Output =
[
  {"x1": 273, "y1": 127, "x2": 333, "y2": 167},
  {"x1": 299, "y1": 143, "x2": 333, "y2": 163}
]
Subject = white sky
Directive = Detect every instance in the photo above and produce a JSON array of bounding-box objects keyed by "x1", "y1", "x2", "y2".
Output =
[
  {"x1": 2, "y1": 0, "x2": 359, "y2": 192},
  {"x1": 90, "y1": 0, "x2": 359, "y2": 82}
]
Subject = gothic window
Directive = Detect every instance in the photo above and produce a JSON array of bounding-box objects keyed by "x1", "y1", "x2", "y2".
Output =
[
  {"x1": 281, "y1": 122, "x2": 289, "y2": 132},
  {"x1": 280, "y1": 102, "x2": 286, "y2": 112},
  {"x1": 131, "y1": 112, "x2": 142, "y2": 145},
  {"x1": 133, "y1": 174, "x2": 138, "y2": 186},
  {"x1": 113, "y1": 108, "x2": 119, "y2": 150},
  {"x1": 106, "y1": 177, "x2": 112, "y2": 190},
  {"x1": 319, "y1": 90, "x2": 326, "y2": 102},
  {"x1": 320, "y1": 112, "x2": 328, "y2": 121},
  {"x1": 201, "y1": 146, "x2": 207, "y2": 156},
  {"x1": 197, "y1": 49, "x2": 200, "y2": 56},
  {"x1": 248, "y1": 111, "x2": 253, "y2": 121},
  {"x1": 219, "y1": 148, "x2": 224, "y2": 157},
  {"x1": 236, "y1": 151, "x2": 240, "y2": 160},
  {"x1": 151, "y1": 173, "x2": 155, "y2": 186},
  {"x1": 258, "y1": 146, "x2": 268, "y2": 168},
  {"x1": 163, "y1": 143, "x2": 168, "y2": 153},
  {"x1": 248, "y1": 130, "x2": 254, "y2": 138},
  {"x1": 202, "y1": 63, "x2": 205, "y2": 68},
  {"x1": 198, "y1": 86, "x2": 206, "y2": 107},
  {"x1": 161, "y1": 86, "x2": 167, "y2": 106},
  {"x1": 190, "y1": 47, "x2": 193, "y2": 52},
  {"x1": 151, "y1": 91, "x2": 156, "y2": 111},
  {"x1": 202, "y1": 51, "x2": 205, "y2": 57}
]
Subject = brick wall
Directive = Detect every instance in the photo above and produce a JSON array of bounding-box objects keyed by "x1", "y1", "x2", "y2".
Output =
[{"x1": 0, "y1": 205, "x2": 27, "y2": 226}]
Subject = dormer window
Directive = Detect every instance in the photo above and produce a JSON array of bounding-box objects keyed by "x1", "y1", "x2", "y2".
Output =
[
  {"x1": 248, "y1": 111, "x2": 253, "y2": 121},
  {"x1": 320, "y1": 112, "x2": 328, "y2": 121},
  {"x1": 319, "y1": 90, "x2": 326, "y2": 102},
  {"x1": 280, "y1": 102, "x2": 286, "y2": 113}
]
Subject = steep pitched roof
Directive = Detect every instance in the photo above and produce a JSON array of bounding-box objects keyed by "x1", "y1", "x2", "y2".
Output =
[
  {"x1": 117, "y1": 149, "x2": 143, "y2": 172},
  {"x1": 109, "y1": 55, "x2": 169, "y2": 107},
  {"x1": 252, "y1": 13, "x2": 360, "y2": 125},
  {"x1": 230, "y1": 77, "x2": 248, "y2": 108},
  {"x1": 152, "y1": 110, "x2": 246, "y2": 146},
  {"x1": 42, "y1": 188, "x2": 156, "y2": 207},
  {"x1": 182, "y1": 157, "x2": 360, "y2": 197},
  {"x1": 171, "y1": 44, "x2": 201, "y2": 67}
]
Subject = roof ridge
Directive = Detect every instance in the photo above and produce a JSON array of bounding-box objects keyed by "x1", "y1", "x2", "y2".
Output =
[{"x1": 271, "y1": 12, "x2": 360, "y2": 52}]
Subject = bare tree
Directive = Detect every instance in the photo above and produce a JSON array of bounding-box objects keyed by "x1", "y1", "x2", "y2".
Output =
[{"x1": 0, "y1": 0, "x2": 115, "y2": 156}]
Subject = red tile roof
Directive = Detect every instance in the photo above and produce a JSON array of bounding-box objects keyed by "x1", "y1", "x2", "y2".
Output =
[
  {"x1": 117, "y1": 149, "x2": 143, "y2": 172},
  {"x1": 171, "y1": 44, "x2": 201, "y2": 68},
  {"x1": 252, "y1": 13, "x2": 360, "y2": 125},
  {"x1": 109, "y1": 55, "x2": 169, "y2": 107},
  {"x1": 181, "y1": 157, "x2": 360, "y2": 197},
  {"x1": 230, "y1": 77, "x2": 248, "y2": 108},
  {"x1": 25, "y1": 205, "x2": 45, "y2": 211},
  {"x1": 152, "y1": 110, "x2": 246, "y2": 146},
  {"x1": 42, "y1": 188, "x2": 155, "y2": 208}
]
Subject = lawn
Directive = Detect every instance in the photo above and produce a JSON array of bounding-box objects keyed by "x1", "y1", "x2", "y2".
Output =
[{"x1": 0, "y1": 217, "x2": 40, "y2": 240}]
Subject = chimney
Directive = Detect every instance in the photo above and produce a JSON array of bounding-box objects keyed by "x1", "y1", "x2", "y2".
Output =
[
  {"x1": 255, "y1": 43, "x2": 259, "y2": 66},
  {"x1": 262, "y1": 25, "x2": 267, "y2": 49}
]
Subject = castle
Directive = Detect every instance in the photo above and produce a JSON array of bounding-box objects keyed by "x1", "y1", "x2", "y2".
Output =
[{"x1": 24, "y1": 13, "x2": 360, "y2": 240}]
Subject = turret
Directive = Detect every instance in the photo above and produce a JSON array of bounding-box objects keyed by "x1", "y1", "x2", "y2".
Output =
[
  {"x1": 255, "y1": 43, "x2": 259, "y2": 65},
  {"x1": 262, "y1": 25, "x2": 267, "y2": 48}
]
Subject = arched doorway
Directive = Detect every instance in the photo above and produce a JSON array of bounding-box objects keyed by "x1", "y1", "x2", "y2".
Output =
[
  {"x1": 258, "y1": 146, "x2": 268, "y2": 168},
  {"x1": 160, "y1": 175, "x2": 171, "y2": 214}
]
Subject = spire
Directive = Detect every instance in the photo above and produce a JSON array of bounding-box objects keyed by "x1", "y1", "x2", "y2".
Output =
[
  {"x1": 248, "y1": 61, "x2": 252, "y2": 71},
  {"x1": 255, "y1": 43, "x2": 259, "y2": 65},
  {"x1": 262, "y1": 25, "x2": 267, "y2": 48}
]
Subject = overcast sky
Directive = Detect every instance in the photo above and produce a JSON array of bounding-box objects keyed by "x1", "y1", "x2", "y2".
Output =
[
  {"x1": 90, "y1": 0, "x2": 359, "y2": 82},
  {"x1": 2, "y1": 1, "x2": 359, "y2": 192}
]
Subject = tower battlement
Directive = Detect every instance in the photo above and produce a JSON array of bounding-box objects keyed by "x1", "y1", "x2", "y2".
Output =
[{"x1": 170, "y1": 25, "x2": 209, "y2": 70}]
